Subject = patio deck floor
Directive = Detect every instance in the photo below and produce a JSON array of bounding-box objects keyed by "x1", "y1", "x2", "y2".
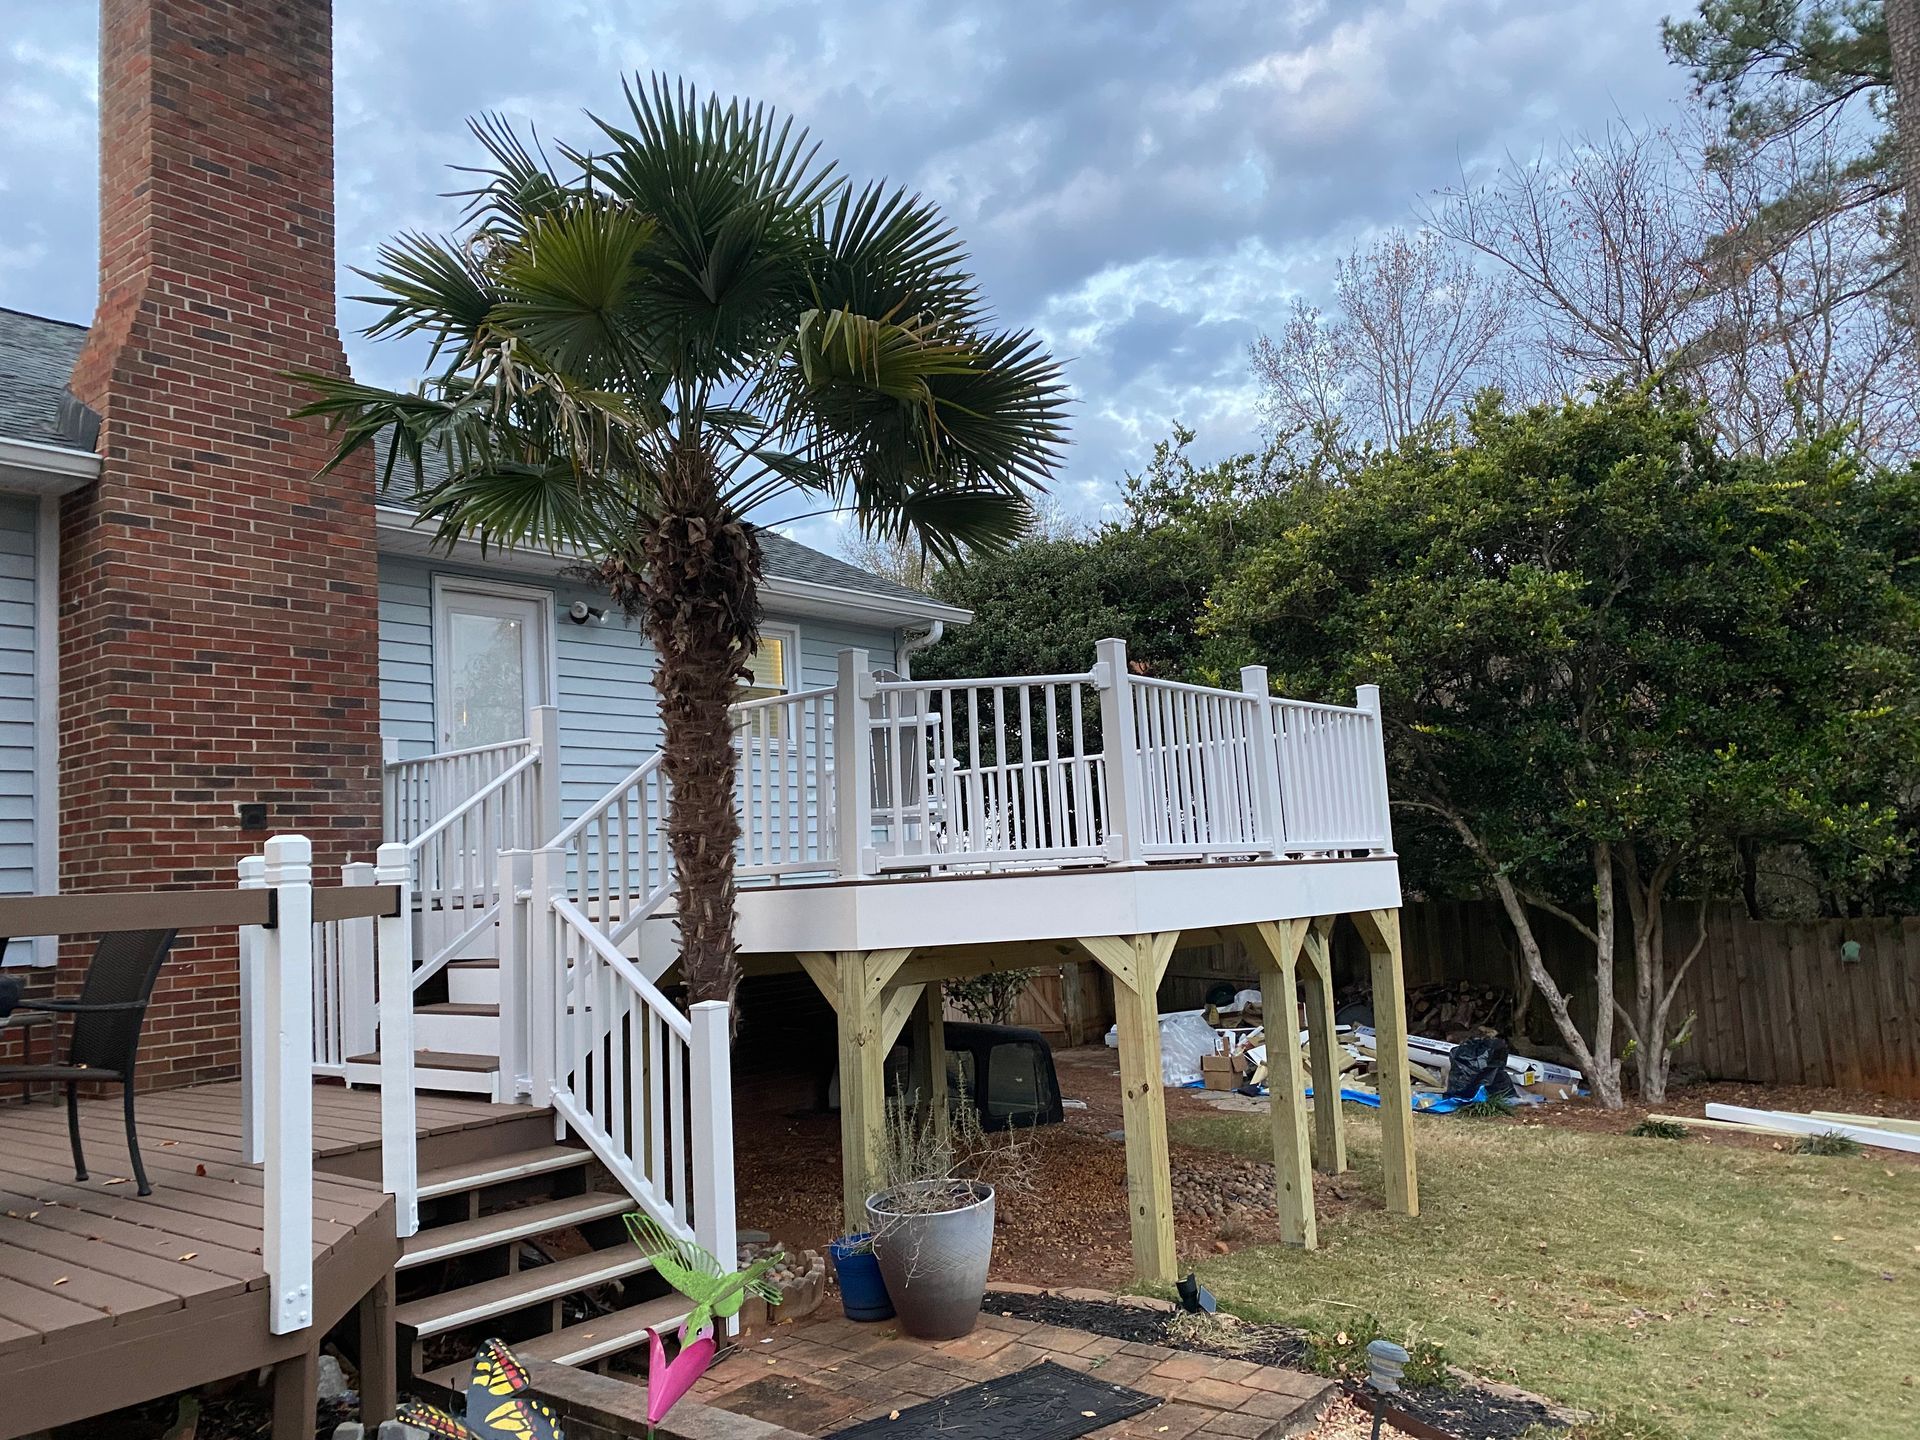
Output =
[
  {"x1": 692, "y1": 1310, "x2": 1338, "y2": 1439},
  {"x1": 0, "y1": 1080, "x2": 526, "y2": 1437}
]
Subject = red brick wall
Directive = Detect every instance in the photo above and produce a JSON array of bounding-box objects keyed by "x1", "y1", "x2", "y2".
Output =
[{"x1": 61, "y1": 0, "x2": 380, "y2": 1087}]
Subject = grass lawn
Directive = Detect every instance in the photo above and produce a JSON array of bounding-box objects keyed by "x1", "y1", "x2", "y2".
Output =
[{"x1": 1172, "y1": 1106, "x2": 1920, "y2": 1439}]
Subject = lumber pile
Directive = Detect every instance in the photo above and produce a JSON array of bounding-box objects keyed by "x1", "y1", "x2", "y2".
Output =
[{"x1": 1649, "y1": 1104, "x2": 1920, "y2": 1152}]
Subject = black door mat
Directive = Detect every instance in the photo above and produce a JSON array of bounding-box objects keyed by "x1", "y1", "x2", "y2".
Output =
[{"x1": 829, "y1": 1359, "x2": 1160, "y2": 1439}]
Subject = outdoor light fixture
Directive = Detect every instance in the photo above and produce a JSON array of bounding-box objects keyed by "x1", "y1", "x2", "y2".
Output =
[
  {"x1": 1841, "y1": 939, "x2": 1862, "y2": 965},
  {"x1": 568, "y1": 600, "x2": 607, "y2": 625},
  {"x1": 1364, "y1": 1339, "x2": 1409, "y2": 1440}
]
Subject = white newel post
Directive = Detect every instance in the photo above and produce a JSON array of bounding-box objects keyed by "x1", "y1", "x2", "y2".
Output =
[
  {"x1": 1094, "y1": 638, "x2": 1143, "y2": 864},
  {"x1": 832, "y1": 649, "x2": 875, "y2": 877},
  {"x1": 339, "y1": 861, "x2": 378, "y2": 1062},
  {"x1": 527, "y1": 845, "x2": 564, "y2": 1112},
  {"x1": 530, "y1": 704, "x2": 564, "y2": 847},
  {"x1": 375, "y1": 841, "x2": 419, "y2": 1238},
  {"x1": 1241, "y1": 666, "x2": 1286, "y2": 856},
  {"x1": 381, "y1": 735, "x2": 401, "y2": 843},
  {"x1": 689, "y1": 999, "x2": 739, "y2": 1329},
  {"x1": 261, "y1": 834, "x2": 315, "y2": 1335},
  {"x1": 237, "y1": 854, "x2": 266, "y2": 1165},
  {"x1": 1354, "y1": 684, "x2": 1395, "y2": 853},
  {"x1": 497, "y1": 849, "x2": 533, "y2": 1103}
]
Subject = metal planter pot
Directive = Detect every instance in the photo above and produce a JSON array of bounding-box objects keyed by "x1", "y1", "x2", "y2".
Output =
[{"x1": 865, "y1": 1181, "x2": 996, "y2": 1340}]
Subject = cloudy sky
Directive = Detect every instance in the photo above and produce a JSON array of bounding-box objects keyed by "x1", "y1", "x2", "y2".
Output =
[{"x1": 1, "y1": 0, "x2": 1690, "y2": 547}]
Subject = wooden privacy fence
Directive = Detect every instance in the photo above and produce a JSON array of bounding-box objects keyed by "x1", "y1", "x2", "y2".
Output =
[{"x1": 1168, "y1": 900, "x2": 1920, "y2": 1099}]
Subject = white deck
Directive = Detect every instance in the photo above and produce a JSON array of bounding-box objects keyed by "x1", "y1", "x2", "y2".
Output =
[{"x1": 638, "y1": 853, "x2": 1402, "y2": 963}]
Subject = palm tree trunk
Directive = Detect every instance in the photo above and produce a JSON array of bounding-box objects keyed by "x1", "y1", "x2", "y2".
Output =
[{"x1": 636, "y1": 462, "x2": 763, "y2": 1011}]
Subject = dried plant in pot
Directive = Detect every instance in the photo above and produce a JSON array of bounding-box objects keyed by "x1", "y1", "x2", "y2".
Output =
[{"x1": 865, "y1": 1091, "x2": 1031, "y2": 1340}]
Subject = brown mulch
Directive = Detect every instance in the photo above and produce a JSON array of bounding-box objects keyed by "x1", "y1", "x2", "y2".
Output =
[
  {"x1": 732, "y1": 1046, "x2": 1329, "y2": 1286},
  {"x1": 734, "y1": 1044, "x2": 1920, "y2": 1294}
]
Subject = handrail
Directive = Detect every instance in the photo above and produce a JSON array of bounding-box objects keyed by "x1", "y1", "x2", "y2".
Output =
[
  {"x1": 551, "y1": 896, "x2": 691, "y2": 1041},
  {"x1": 550, "y1": 750, "x2": 663, "y2": 850},
  {"x1": 407, "y1": 748, "x2": 541, "y2": 852},
  {"x1": 384, "y1": 735, "x2": 534, "y2": 768}
]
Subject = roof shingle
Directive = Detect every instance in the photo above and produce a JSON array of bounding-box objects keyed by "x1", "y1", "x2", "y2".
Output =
[{"x1": 0, "y1": 307, "x2": 88, "y2": 449}]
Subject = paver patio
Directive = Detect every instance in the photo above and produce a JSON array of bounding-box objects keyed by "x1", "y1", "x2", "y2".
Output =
[{"x1": 690, "y1": 1311, "x2": 1337, "y2": 1439}]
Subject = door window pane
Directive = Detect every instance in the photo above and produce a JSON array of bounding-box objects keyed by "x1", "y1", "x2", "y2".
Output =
[{"x1": 449, "y1": 611, "x2": 527, "y2": 748}]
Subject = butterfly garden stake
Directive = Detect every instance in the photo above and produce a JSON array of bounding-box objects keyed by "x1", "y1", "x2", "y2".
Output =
[{"x1": 397, "y1": 1337, "x2": 562, "y2": 1440}]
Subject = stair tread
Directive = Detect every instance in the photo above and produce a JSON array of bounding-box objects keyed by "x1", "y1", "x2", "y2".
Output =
[
  {"x1": 448, "y1": 959, "x2": 500, "y2": 970},
  {"x1": 345, "y1": 1049, "x2": 499, "y2": 1073},
  {"x1": 501, "y1": 1295, "x2": 693, "y2": 1369},
  {"x1": 395, "y1": 1246, "x2": 657, "y2": 1337},
  {"x1": 416, "y1": 1002, "x2": 500, "y2": 1017},
  {"x1": 417, "y1": 1145, "x2": 593, "y2": 1200},
  {"x1": 400, "y1": 1192, "x2": 636, "y2": 1269}
]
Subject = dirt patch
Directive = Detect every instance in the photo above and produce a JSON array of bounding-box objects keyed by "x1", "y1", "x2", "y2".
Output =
[{"x1": 733, "y1": 1045, "x2": 1332, "y2": 1285}]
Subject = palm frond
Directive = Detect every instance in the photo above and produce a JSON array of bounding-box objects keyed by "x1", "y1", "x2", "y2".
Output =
[
  {"x1": 812, "y1": 183, "x2": 980, "y2": 327},
  {"x1": 350, "y1": 232, "x2": 498, "y2": 368},
  {"x1": 490, "y1": 199, "x2": 659, "y2": 384}
]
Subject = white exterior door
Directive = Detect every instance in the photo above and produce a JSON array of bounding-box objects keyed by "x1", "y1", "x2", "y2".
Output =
[{"x1": 433, "y1": 581, "x2": 551, "y2": 751}]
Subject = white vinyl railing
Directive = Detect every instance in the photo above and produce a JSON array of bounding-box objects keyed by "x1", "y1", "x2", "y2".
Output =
[
  {"x1": 866, "y1": 671, "x2": 1109, "y2": 870},
  {"x1": 239, "y1": 835, "x2": 419, "y2": 1341},
  {"x1": 506, "y1": 880, "x2": 735, "y2": 1291},
  {"x1": 385, "y1": 707, "x2": 563, "y2": 989},
  {"x1": 383, "y1": 736, "x2": 536, "y2": 845},
  {"x1": 1270, "y1": 692, "x2": 1394, "y2": 852},
  {"x1": 1128, "y1": 675, "x2": 1267, "y2": 858},
  {"x1": 736, "y1": 686, "x2": 836, "y2": 878},
  {"x1": 547, "y1": 749, "x2": 672, "y2": 954}
]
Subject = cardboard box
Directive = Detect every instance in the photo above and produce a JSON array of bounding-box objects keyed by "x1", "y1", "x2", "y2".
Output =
[{"x1": 1201, "y1": 1053, "x2": 1240, "y2": 1090}]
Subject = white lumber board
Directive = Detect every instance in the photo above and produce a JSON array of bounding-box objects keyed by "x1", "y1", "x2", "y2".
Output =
[
  {"x1": 1704, "y1": 1104, "x2": 1920, "y2": 1154},
  {"x1": 1808, "y1": 1111, "x2": 1920, "y2": 1137},
  {"x1": 1647, "y1": 1113, "x2": 1796, "y2": 1137}
]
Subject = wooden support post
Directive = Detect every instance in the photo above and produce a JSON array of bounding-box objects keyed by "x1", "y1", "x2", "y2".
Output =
[
  {"x1": 1353, "y1": 908, "x2": 1418, "y2": 1217},
  {"x1": 270, "y1": 1338, "x2": 319, "y2": 1440},
  {"x1": 1077, "y1": 932, "x2": 1180, "y2": 1284},
  {"x1": 1058, "y1": 960, "x2": 1086, "y2": 1047},
  {"x1": 801, "y1": 948, "x2": 912, "y2": 1233},
  {"x1": 1244, "y1": 920, "x2": 1315, "y2": 1248},
  {"x1": 1301, "y1": 917, "x2": 1346, "y2": 1175},
  {"x1": 914, "y1": 981, "x2": 948, "y2": 1127},
  {"x1": 357, "y1": 1272, "x2": 396, "y2": 1426}
]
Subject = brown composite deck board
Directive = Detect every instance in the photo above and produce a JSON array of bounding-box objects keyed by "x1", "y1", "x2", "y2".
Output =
[
  {"x1": 0, "y1": 1235, "x2": 178, "y2": 1321},
  {"x1": 0, "y1": 1215, "x2": 244, "y2": 1301},
  {"x1": 0, "y1": 1197, "x2": 264, "y2": 1284},
  {"x1": 0, "y1": 1272, "x2": 117, "y2": 1340},
  {"x1": 0, "y1": 1119, "x2": 381, "y2": 1214},
  {"x1": 0, "y1": 1078, "x2": 508, "y2": 1419},
  {"x1": 345, "y1": 1048, "x2": 500, "y2": 1073}
]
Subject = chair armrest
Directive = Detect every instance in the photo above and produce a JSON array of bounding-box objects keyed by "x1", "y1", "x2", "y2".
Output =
[{"x1": 14, "y1": 1000, "x2": 147, "y2": 1015}]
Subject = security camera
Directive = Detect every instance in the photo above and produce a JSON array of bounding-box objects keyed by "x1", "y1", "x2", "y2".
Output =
[{"x1": 568, "y1": 600, "x2": 607, "y2": 625}]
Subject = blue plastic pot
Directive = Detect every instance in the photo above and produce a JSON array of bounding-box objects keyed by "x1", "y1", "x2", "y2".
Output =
[{"x1": 829, "y1": 1232, "x2": 894, "y2": 1322}]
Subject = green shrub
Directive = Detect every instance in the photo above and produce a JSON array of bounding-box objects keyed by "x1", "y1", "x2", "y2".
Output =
[
  {"x1": 1628, "y1": 1118, "x2": 1690, "y2": 1140},
  {"x1": 1793, "y1": 1130, "x2": 1862, "y2": 1157},
  {"x1": 1304, "y1": 1316, "x2": 1453, "y2": 1389}
]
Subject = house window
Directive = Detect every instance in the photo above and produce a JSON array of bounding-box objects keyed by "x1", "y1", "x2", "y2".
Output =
[{"x1": 738, "y1": 626, "x2": 798, "y2": 703}]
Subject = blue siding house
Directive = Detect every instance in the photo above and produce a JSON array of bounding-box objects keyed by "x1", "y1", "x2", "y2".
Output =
[{"x1": 0, "y1": 302, "x2": 971, "y2": 964}]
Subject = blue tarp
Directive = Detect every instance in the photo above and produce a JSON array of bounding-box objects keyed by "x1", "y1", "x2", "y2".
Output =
[{"x1": 1182, "y1": 1079, "x2": 1496, "y2": 1114}]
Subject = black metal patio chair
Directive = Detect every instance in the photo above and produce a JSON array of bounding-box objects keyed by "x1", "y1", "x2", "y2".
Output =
[{"x1": 0, "y1": 929, "x2": 177, "y2": 1195}]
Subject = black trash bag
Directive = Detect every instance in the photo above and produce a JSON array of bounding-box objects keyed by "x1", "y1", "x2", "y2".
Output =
[{"x1": 1443, "y1": 1035, "x2": 1515, "y2": 1100}]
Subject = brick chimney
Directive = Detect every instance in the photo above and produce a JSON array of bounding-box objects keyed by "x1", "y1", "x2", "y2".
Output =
[{"x1": 63, "y1": 0, "x2": 381, "y2": 1087}]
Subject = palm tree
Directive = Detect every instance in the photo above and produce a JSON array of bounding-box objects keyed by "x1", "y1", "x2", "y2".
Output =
[{"x1": 300, "y1": 78, "x2": 1067, "y2": 1011}]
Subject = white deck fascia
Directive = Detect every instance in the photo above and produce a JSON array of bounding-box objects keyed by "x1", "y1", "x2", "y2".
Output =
[{"x1": 636, "y1": 855, "x2": 1402, "y2": 965}]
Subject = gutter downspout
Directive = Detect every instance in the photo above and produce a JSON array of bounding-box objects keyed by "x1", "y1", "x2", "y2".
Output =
[{"x1": 894, "y1": 620, "x2": 945, "y2": 679}]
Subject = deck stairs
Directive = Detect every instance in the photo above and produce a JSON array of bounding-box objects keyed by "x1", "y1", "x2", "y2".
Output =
[
  {"x1": 391, "y1": 1115, "x2": 689, "y2": 1385},
  {"x1": 344, "y1": 945, "x2": 513, "y2": 1099}
]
